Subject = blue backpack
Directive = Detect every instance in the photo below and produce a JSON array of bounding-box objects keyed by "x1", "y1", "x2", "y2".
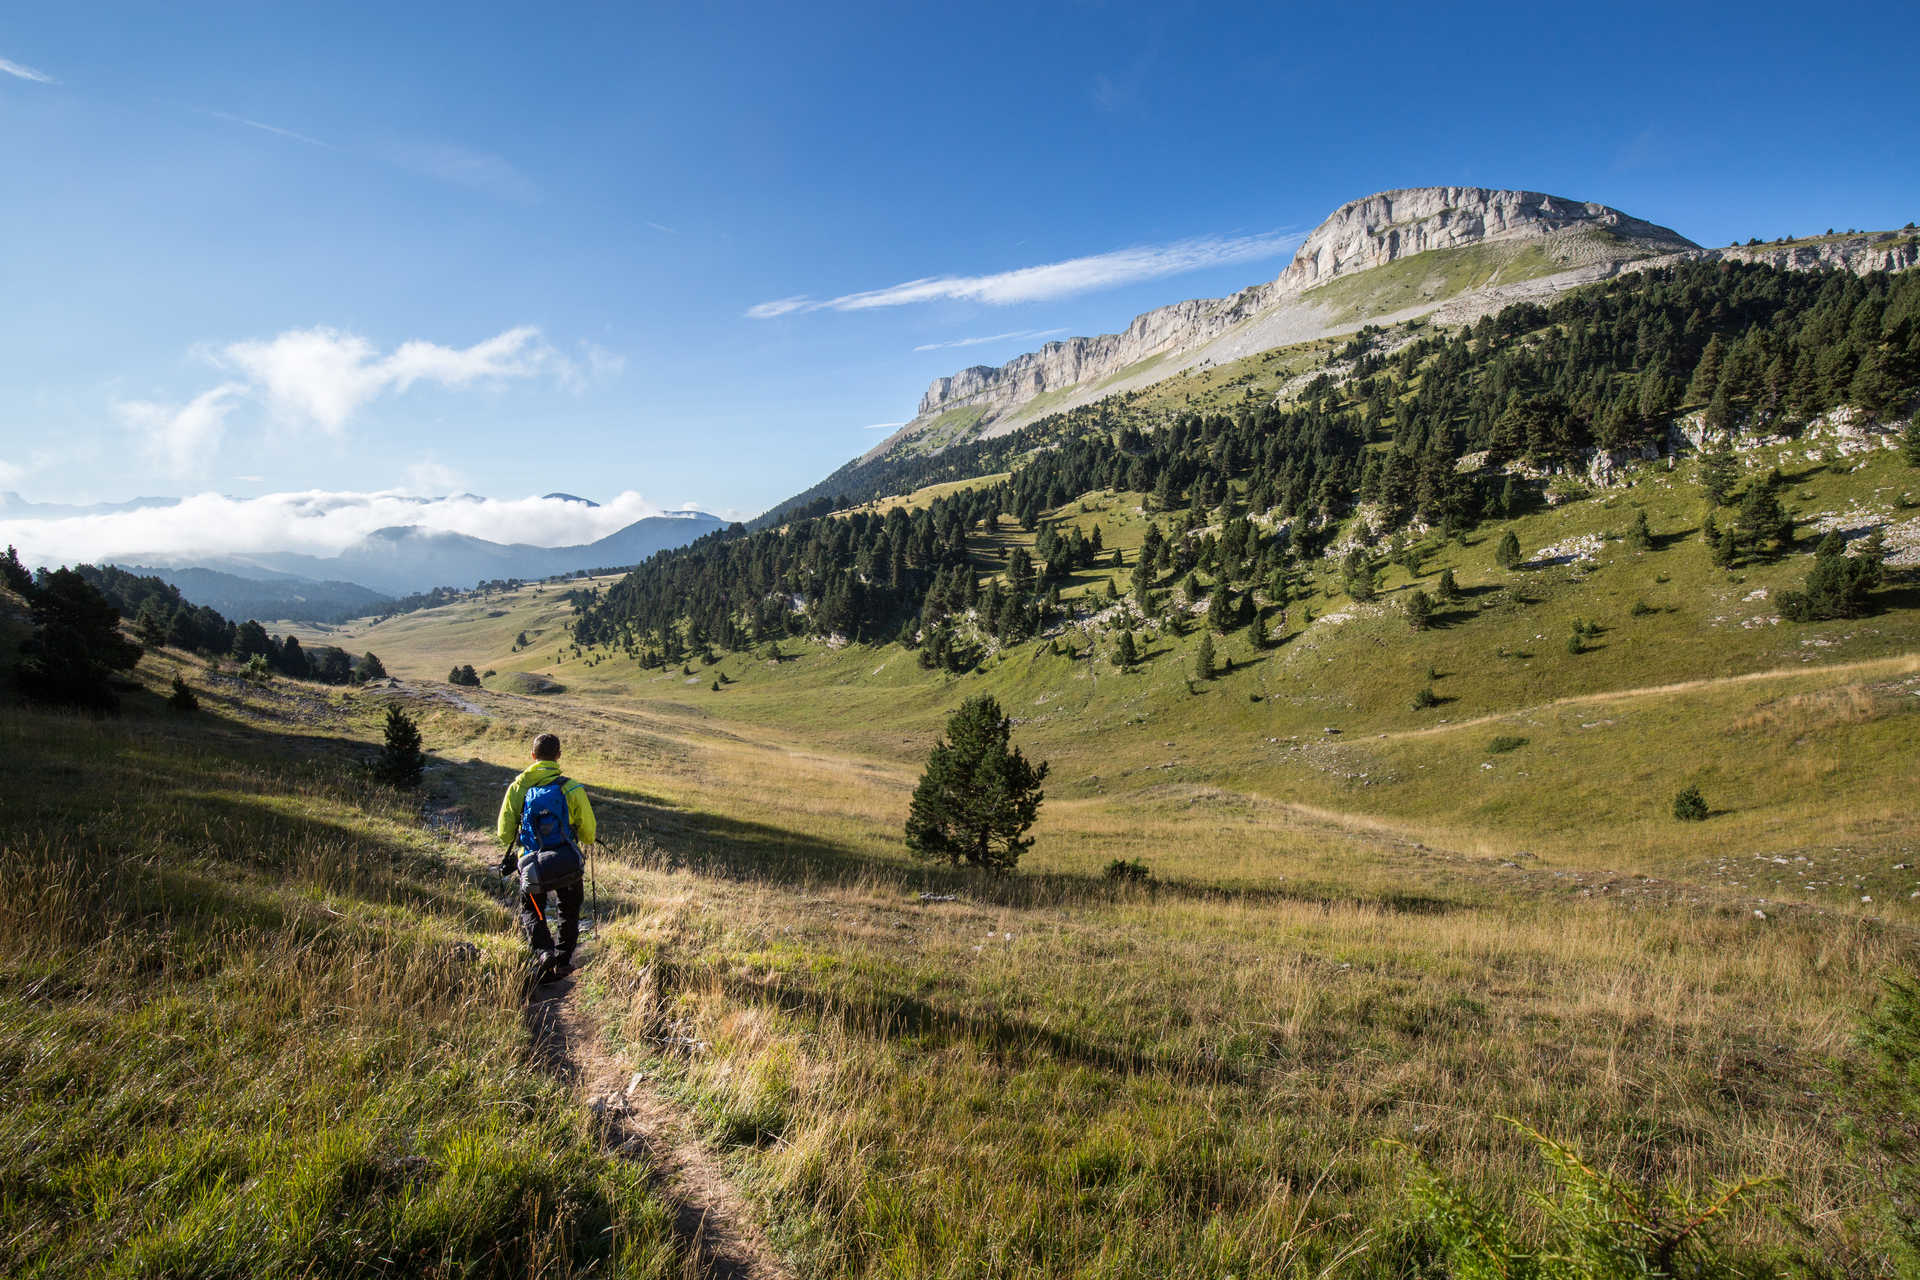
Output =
[{"x1": 517, "y1": 776, "x2": 584, "y2": 892}]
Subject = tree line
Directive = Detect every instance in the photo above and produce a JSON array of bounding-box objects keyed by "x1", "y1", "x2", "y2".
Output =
[{"x1": 576, "y1": 259, "x2": 1919, "y2": 663}]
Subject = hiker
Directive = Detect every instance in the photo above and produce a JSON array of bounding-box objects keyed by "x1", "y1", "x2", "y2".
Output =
[{"x1": 496, "y1": 732, "x2": 597, "y2": 981}]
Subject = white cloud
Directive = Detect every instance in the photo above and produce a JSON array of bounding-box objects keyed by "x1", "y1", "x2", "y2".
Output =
[
  {"x1": 748, "y1": 230, "x2": 1302, "y2": 319},
  {"x1": 116, "y1": 383, "x2": 246, "y2": 477},
  {"x1": 0, "y1": 459, "x2": 24, "y2": 488},
  {"x1": 0, "y1": 489, "x2": 681, "y2": 567},
  {"x1": 214, "y1": 325, "x2": 556, "y2": 431},
  {"x1": 745, "y1": 295, "x2": 812, "y2": 320},
  {"x1": 207, "y1": 110, "x2": 335, "y2": 149},
  {"x1": 862, "y1": 421, "x2": 906, "y2": 431},
  {"x1": 913, "y1": 328, "x2": 1067, "y2": 352},
  {"x1": 0, "y1": 57, "x2": 56, "y2": 84}
]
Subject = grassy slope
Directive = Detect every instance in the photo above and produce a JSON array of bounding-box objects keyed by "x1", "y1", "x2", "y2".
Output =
[
  {"x1": 1300, "y1": 234, "x2": 1618, "y2": 324},
  {"x1": 0, "y1": 643, "x2": 693, "y2": 1278},
  {"x1": 255, "y1": 427, "x2": 1920, "y2": 1274}
]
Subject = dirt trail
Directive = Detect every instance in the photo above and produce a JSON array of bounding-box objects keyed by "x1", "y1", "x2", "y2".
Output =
[{"x1": 436, "y1": 808, "x2": 792, "y2": 1280}]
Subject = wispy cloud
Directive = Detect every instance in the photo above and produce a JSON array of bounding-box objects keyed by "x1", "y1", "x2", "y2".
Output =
[
  {"x1": 206, "y1": 110, "x2": 336, "y2": 149},
  {"x1": 116, "y1": 383, "x2": 246, "y2": 478},
  {"x1": 861, "y1": 421, "x2": 906, "y2": 431},
  {"x1": 913, "y1": 328, "x2": 1066, "y2": 353},
  {"x1": 645, "y1": 220, "x2": 678, "y2": 234},
  {"x1": 748, "y1": 230, "x2": 1302, "y2": 319},
  {"x1": 0, "y1": 56, "x2": 57, "y2": 85},
  {"x1": 389, "y1": 142, "x2": 537, "y2": 202}
]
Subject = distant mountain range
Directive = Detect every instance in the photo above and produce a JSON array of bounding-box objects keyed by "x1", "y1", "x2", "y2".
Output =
[
  {"x1": 127, "y1": 511, "x2": 729, "y2": 606},
  {"x1": 3, "y1": 488, "x2": 728, "y2": 620}
]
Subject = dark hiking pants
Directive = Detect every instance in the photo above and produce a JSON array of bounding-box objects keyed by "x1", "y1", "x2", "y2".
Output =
[{"x1": 519, "y1": 880, "x2": 583, "y2": 961}]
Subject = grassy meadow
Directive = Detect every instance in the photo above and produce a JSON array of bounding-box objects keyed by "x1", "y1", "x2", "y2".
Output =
[{"x1": 224, "y1": 427, "x2": 1920, "y2": 1274}]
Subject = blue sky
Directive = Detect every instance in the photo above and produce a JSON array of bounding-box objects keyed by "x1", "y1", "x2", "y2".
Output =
[{"x1": 2, "y1": 0, "x2": 1916, "y2": 529}]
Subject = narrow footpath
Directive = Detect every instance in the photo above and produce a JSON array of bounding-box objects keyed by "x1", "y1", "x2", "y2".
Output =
[{"x1": 435, "y1": 806, "x2": 792, "y2": 1280}]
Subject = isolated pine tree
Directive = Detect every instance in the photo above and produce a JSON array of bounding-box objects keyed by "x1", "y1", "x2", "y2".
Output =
[
  {"x1": 1405, "y1": 588, "x2": 1433, "y2": 630},
  {"x1": 905, "y1": 695, "x2": 1048, "y2": 873},
  {"x1": 1193, "y1": 632, "x2": 1216, "y2": 681},
  {"x1": 1627, "y1": 509, "x2": 1653, "y2": 551},
  {"x1": 1673, "y1": 785, "x2": 1709, "y2": 821},
  {"x1": 1494, "y1": 530, "x2": 1523, "y2": 570},
  {"x1": 1435, "y1": 568, "x2": 1460, "y2": 602},
  {"x1": 1114, "y1": 630, "x2": 1138, "y2": 669},
  {"x1": 373, "y1": 705, "x2": 425, "y2": 789},
  {"x1": 168, "y1": 676, "x2": 199, "y2": 712}
]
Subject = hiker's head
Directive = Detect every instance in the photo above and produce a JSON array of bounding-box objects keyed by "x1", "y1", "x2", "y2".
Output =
[{"x1": 532, "y1": 733, "x2": 561, "y2": 761}]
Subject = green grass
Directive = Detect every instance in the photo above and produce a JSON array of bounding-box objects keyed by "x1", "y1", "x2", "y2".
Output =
[
  {"x1": 40, "y1": 419, "x2": 1920, "y2": 1276},
  {"x1": 0, "y1": 650, "x2": 691, "y2": 1278},
  {"x1": 1301, "y1": 234, "x2": 1626, "y2": 324}
]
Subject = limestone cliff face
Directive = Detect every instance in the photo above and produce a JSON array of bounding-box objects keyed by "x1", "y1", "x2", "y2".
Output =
[
  {"x1": 1271, "y1": 187, "x2": 1695, "y2": 292},
  {"x1": 902, "y1": 187, "x2": 1693, "y2": 441},
  {"x1": 1705, "y1": 232, "x2": 1919, "y2": 275},
  {"x1": 884, "y1": 188, "x2": 1914, "y2": 463}
]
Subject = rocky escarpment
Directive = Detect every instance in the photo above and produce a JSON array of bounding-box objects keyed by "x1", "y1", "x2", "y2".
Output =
[
  {"x1": 1705, "y1": 230, "x2": 1920, "y2": 275},
  {"x1": 1271, "y1": 187, "x2": 1696, "y2": 292},
  {"x1": 888, "y1": 187, "x2": 1694, "y2": 456}
]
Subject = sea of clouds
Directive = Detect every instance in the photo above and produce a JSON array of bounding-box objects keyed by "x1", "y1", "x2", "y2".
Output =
[{"x1": 1, "y1": 489, "x2": 684, "y2": 569}]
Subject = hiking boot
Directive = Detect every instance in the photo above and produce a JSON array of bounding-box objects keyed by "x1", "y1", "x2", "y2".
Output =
[{"x1": 546, "y1": 954, "x2": 574, "y2": 982}]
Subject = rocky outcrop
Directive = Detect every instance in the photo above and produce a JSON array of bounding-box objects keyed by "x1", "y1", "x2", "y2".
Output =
[
  {"x1": 1695, "y1": 231, "x2": 1920, "y2": 275},
  {"x1": 1271, "y1": 187, "x2": 1694, "y2": 292}
]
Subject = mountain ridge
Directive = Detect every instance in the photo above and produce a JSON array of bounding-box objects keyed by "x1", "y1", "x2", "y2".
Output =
[{"x1": 871, "y1": 187, "x2": 1916, "y2": 468}]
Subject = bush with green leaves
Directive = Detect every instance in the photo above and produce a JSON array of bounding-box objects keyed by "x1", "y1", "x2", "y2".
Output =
[
  {"x1": 1103, "y1": 858, "x2": 1153, "y2": 885},
  {"x1": 1488, "y1": 735, "x2": 1527, "y2": 754},
  {"x1": 1397, "y1": 1122, "x2": 1776, "y2": 1280},
  {"x1": 1412, "y1": 684, "x2": 1440, "y2": 710},
  {"x1": 1673, "y1": 785, "x2": 1709, "y2": 821}
]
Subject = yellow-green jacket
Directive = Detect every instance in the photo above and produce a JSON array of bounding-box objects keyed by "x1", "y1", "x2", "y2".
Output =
[{"x1": 496, "y1": 760, "x2": 597, "y2": 851}]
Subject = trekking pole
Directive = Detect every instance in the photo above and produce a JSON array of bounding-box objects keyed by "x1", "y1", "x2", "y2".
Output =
[{"x1": 589, "y1": 842, "x2": 599, "y2": 937}]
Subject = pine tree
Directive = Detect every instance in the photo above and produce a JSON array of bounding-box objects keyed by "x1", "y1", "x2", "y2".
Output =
[
  {"x1": 1114, "y1": 630, "x2": 1138, "y2": 670},
  {"x1": 1700, "y1": 442, "x2": 1739, "y2": 508},
  {"x1": 1193, "y1": 632, "x2": 1216, "y2": 681},
  {"x1": 15, "y1": 569, "x2": 143, "y2": 711},
  {"x1": 1495, "y1": 529, "x2": 1523, "y2": 570},
  {"x1": 168, "y1": 676, "x2": 199, "y2": 712},
  {"x1": 1406, "y1": 588, "x2": 1433, "y2": 630},
  {"x1": 1906, "y1": 419, "x2": 1920, "y2": 468},
  {"x1": 373, "y1": 705, "x2": 426, "y2": 789},
  {"x1": 1436, "y1": 567, "x2": 1460, "y2": 602},
  {"x1": 904, "y1": 695, "x2": 1048, "y2": 874},
  {"x1": 1626, "y1": 509, "x2": 1653, "y2": 551},
  {"x1": 355, "y1": 651, "x2": 388, "y2": 683}
]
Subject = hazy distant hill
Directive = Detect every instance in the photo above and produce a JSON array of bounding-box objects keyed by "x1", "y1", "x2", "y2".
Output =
[
  {"x1": 115, "y1": 564, "x2": 394, "y2": 624},
  {"x1": 142, "y1": 511, "x2": 729, "y2": 599}
]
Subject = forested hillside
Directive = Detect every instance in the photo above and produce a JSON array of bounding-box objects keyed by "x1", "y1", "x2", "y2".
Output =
[{"x1": 581, "y1": 260, "x2": 1920, "y2": 662}]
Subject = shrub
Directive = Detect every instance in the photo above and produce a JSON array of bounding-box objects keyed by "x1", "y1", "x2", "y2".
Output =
[
  {"x1": 1103, "y1": 859, "x2": 1153, "y2": 885},
  {"x1": 167, "y1": 676, "x2": 199, "y2": 712},
  {"x1": 1673, "y1": 785, "x2": 1709, "y2": 821},
  {"x1": 1397, "y1": 1122, "x2": 1774, "y2": 1279},
  {"x1": 1837, "y1": 971, "x2": 1920, "y2": 1270},
  {"x1": 1412, "y1": 685, "x2": 1439, "y2": 710},
  {"x1": 1565, "y1": 633, "x2": 1584, "y2": 655},
  {"x1": 1487, "y1": 735, "x2": 1527, "y2": 753},
  {"x1": 1630, "y1": 598, "x2": 1656, "y2": 617},
  {"x1": 1405, "y1": 588, "x2": 1433, "y2": 630}
]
